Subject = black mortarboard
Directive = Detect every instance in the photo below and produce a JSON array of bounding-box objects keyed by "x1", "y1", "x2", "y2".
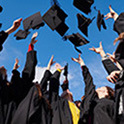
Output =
[
  {"x1": 97, "y1": 10, "x2": 107, "y2": 31},
  {"x1": 64, "y1": 33, "x2": 89, "y2": 53},
  {"x1": 14, "y1": 30, "x2": 30, "y2": 40},
  {"x1": 77, "y1": 13, "x2": 94, "y2": 36},
  {"x1": 0, "y1": 6, "x2": 3, "y2": 13},
  {"x1": 23, "y1": 12, "x2": 44, "y2": 31},
  {"x1": 42, "y1": 4, "x2": 69, "y2": 36},
  {"x1": 63, "y1": 63, "x2": 68, "y2": 77},
  {"x1": 73, "y1": 0, "x2": 94, "y2": 14}
]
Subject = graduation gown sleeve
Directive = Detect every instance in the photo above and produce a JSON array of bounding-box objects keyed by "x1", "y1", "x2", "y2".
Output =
[
  {"x1": 102, "y1": 58, "x2": 119, "y2": 75},
  {"x1": 113, "y1": 13, "x2": 124, "y2": 35},
  {"x1": 0, "y1": 31, "x2": 8, "y2": 51},
  {"x1": 79, "y1": 66, "x2": 97, "y2": 124},
  {"x1": 22, "y1": 50, "x2": 37, "y2": 83}
]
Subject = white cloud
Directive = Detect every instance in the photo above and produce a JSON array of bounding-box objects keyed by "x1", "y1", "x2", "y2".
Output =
[{"x1": 33, "y1": 65, "x2": 73, "y2": 83}]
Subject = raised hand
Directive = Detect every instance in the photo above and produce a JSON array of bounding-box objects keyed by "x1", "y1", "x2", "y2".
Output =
[
  {"x1": 6, "y1": 18, "x2": 22, "y2": 34},
  {"x1": 114, "y1": 32, "x2": 124, "y2": 45},
  {"x1": 106, "y1": 70, "x2": 120, "y2": 83},
  {"x1": 13, "y1": 58, "x2": 20, "y2": 70},
  {"x1": 47, "y1": 55, "x2": 56, "y2": 70},
  {"x1": 104, "y1": 5, "x2": 118, "y2": 21},
  {"x1": 89, "y1": 42, "x2": 103, "y2": 54},
  {"x1": 55, "y1": 63, "x2": 64, "y2": 71},
  {"x1": 31, "y1": 32, "x2": 38, "y2": 45},
  {"x1": 71, "y1": 54, "x2": 85, "y2": 66}
]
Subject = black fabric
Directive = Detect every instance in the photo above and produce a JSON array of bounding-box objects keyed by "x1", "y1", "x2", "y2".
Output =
[
  {"x1": 97, "y1": 10, "x2": 107, "y2": 31},
  {"x1": 102, "y1": 58, "x2": 124, "y2": 124},
  {"x1": 102, "y1": 58, "x2": 119, "y2": 75},
  {"x1": 0, "y1": 50, "x2": 37, "y2": 124},
  {"x1": 61, "y1": 83, "x2": 68, "y2": 91},
  {"x1": 49, "y1": 70, "x2": 73, "y2": 124},
  {"x1": 77, "y1": 13, "x2": 92, "y2": 36},
  {"x1": 79, "y1": 66, "x2": 114, "y2": 124},
  {"x1": 114, "y1": 40, "x2": 124, "y2": 69},
  {"x1": 113, "y1": 13, "x2": 124, "y2": 35},
  {"x1": 0, "y1": 31, "x2": 8, "y2": 51},
  {"x1": 73, "y1": 0, "x2": 94, "y2": 14},
  {"x1": 11, "y1": 84, "x2": 51, "y2": 124},
  {"x1": 14, "y1": 30, "x2": 30, "y2": 40}
]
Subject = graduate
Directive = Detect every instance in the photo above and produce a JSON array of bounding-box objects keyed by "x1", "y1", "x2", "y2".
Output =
[
  {"x1": 105, "y1": 6, "x2": 124, "y2": 69},
  {"x1": 72, "y1": 54, "x2": 114, "y2": 124},
  {"x1": 90, "y1": 42, "x2": 124, "y2": 124},
  {"x1": 0, "y1": 18, "x2": 22, "y2": 51}
]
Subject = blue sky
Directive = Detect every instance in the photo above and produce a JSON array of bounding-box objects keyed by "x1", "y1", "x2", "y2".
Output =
[{"x1": 0, "y1": 0, "x2": 123, "y2": 100}]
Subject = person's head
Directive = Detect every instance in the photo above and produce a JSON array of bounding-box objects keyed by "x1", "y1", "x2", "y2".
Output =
[
  {"x1": 96, "y1": 86, "x2": 114, "y2": 99},
  {"x1": 0, "y1": 66, "x2": 7, "y2": 81},
  {"x1": 74, "y1": 100, "x2": 81, "y2": 108},
  {"x1": 61, "y1": 89, "x2": 73, "y2": 102}
]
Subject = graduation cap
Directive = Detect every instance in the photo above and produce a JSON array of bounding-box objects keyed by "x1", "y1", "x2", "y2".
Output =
[
  {"x1": 23, "y1": 12, "x2": 45, "y2": 31},
  {"x1": 42, "y1": 4, "x2": 69, "y2": 36},
  {"x1": 63, "y1": 63, "x2": 68, "y2": 77},
  {"x1": 73, "y1": 0, "x2": 94, "y2": 14},
  {"x1": 77, "y1": 13, "x2": 95, "y2": 36},
  {"x1": 14, "y1": 12, "x2": 44, "y2": 40},
  {"x1": 64, "y1": 33, "x2": 89, "y2": 53},
  {"x1": 97, "y1": 10, "x2": 107, "y2": 31},
  {"x1": 14, "y1": 30, "x2": 30, "y2": 40},
  {"x1": 0, "y1": 6, "x2": 3, "y2": 13}
]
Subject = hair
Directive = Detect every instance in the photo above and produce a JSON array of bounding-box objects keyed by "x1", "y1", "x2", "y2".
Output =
[
  {"x1": 114, "y1": 32, "x2": 124, "y2": 44},
  {"x1": 105, "y1": 86, "x2": 114, "y2": 100}
]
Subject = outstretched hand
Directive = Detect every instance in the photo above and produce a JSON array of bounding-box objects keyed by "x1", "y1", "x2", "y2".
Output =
[
  {"x1": 55, "y1": 63, "x2": 64, "y2": 71},
  {"x1": 31, "y1": 32, "x2": 38, "y2": 45},
  {"x1": 47, "y1": 55, "x2": 56, "y2": 70},
  {"x1": 104, "y1": 5, "x2": 118, "y2": 21},
  {"x1": 89, "y1": 42, "x2": 103, "y2": 54},
  {"x1": 71, "y1": 54, "x2": 85, "y2": 66},
  {"x1": 114, "y1": 32, "x2": 124, "y2": 45},
  {"x1": 6, "y1": 18, "x2": 22, "y2": 34},
  {"x1": 13, "y1": 58, "x2": 20, "y2": 70},
  {"x1": 106, "y1": 70, "x2": 120, "y2": 83}
]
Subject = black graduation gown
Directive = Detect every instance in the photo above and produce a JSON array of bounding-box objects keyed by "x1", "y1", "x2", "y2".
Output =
[
  {"x1": 49, "y1": 70, "x2": 73, "y2": 124},
  {"x1": 11, "y1": 70, "x2": 53, "y2": 124},
  {"x1": 102, "y1": 58, "x2": 124, "y2": 124},
  {"x1": 113, "y1": 13, "x2": 124, "y2": 35},
  {"x1": 113, "y1": 13, "x2": 124, "y2": 69},
  {"x1": 0, "y1": 50, "x2": 37, "y2": 124},
  {"x1": 0, "y1": 30, "x2": 8, "y2": 51},
  {"x1": 78, "y1": 66, "x2": 114, "y2": 124}
]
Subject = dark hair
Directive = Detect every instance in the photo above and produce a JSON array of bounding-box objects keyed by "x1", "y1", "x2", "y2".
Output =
[{"x1": 106, "y1": 86, "x2": 114, "y2": 100}]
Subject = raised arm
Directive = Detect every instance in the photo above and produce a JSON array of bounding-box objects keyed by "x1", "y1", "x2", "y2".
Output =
[
  {"x1": 0, "y1": 18, "x2": 22, "y2": 51},
  {"x1": 40, "y1": 55, "x2": 55, "y2": 94},
  {"x1": 72, "y1": 54, "x2": 95, "y2": 96},
  {"x1": 72, "y1": 54, "x2": 97, "y2": 124},
  {"x1": 49, "y1": 63, "x2": 64, "y2": 103},
  {"x1": 22, "y1": 32, "x2": 38, "y2": 83},
  {"x1": 90, "y1": 42, "x2": 120, "y2": 74}
]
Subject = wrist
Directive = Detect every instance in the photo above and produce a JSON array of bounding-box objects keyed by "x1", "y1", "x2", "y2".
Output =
[
  {"x1": 100, "y1": 50, "x2": 106, "y2": 58},
  {"x1": 114, "y1": 13, "x2": 119, "y2": 21}
]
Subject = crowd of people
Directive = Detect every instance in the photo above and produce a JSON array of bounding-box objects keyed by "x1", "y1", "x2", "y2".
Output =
[{"x1": 0, "y1": 5, "x2": 124, "y2": 124}]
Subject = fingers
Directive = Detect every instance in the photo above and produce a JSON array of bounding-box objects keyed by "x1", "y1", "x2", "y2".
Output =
[
  {"x1": 99, "y1": 41, "x2": 102, "y2": 48},
  {"x1": 89, "y1": 47, "x2": 95, "y2": 51},
  {"x1": 32, "y1": 32, "x2": 38, "y2": 38},
  {"x1": 104, "y1": 13, "x2": 111, "y2": 20},
  {"x1": 71, "y1": 57, "x2": 78, "y2": 62},
  {"x1": 109, "y1": 5, "x2": 115, "y2": 13},
  {"x1": 107, "y1": 76, "x2": 114, "y2": 83}
]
